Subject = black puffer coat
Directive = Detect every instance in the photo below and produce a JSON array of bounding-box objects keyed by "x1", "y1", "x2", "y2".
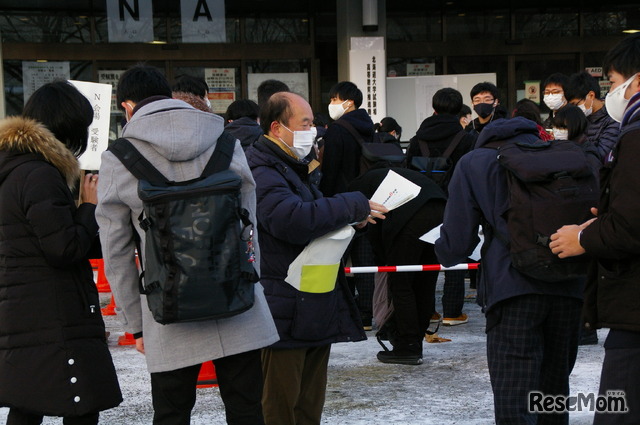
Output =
[{"x1": 0, "y1": 117, "x2": 122, "y2": 416}]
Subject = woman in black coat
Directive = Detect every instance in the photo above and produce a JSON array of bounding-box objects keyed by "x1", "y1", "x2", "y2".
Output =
[{"x1": 0, "y1": 81, "x2": 122, "y2": 424}]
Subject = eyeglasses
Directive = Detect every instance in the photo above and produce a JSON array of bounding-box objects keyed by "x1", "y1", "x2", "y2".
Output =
[
  {"x1": 472, "y1": 96, "x2": 495, "y2": 105},
  {"x1": 543, "y1": 89, "x2": 563, "y2": 96}
]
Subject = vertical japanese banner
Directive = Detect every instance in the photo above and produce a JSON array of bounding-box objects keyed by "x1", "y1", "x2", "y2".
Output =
[
  {"x1": 98, "y1": 70, "x2": 126, "y2": 113},
  {"x1": 524, "y1": 81, "x2": 540, "y2": 104},
  {"x1": 349, "y1": 37, "x2": 386, "y2": 124},
  {"x1": 181, "y1": 0, "x2": 226, "y2": 43},
  {"x1": 204, "y1": 68, "x2": 235, "y2": 113},
  {"x1": 22, "y1": 61, "x2": 70, "y2": 105},
  {"x1": 69, "y1": 80, "x2": 112, "y2": 170},
  {"x1": 106, "y1": 0, "x2": 154, "y2": 43}
]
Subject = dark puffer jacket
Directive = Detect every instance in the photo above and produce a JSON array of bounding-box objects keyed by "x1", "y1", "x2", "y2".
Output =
[
  {"x1": 319, "y1": 108, "x2": 374, "y2": 196},
  {"x1": 245, "y1": 135, "x2": 370, "y2": 348},
  {"x1": 0, "y1": 117, "x2": 122, "y2": 416},
  {"x1": 225, "y1": 116, "x2": 263, "y2": 150}
]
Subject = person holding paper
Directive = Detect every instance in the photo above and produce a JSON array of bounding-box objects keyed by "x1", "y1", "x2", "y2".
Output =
[
  {"x1": 245, "y1": 91, "x2": 386, "y2": 425},
  {"x1": 349, "y1": 167, "x2": 446, "y2": 365},
  {"x1": 0, "y1": 81, "x2": 122, "y2": 424}
]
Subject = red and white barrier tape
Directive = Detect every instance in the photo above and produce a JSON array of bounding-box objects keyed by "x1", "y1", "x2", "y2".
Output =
[{"x1": 344, "y1": 263, "x2": 479, "y2": 274}]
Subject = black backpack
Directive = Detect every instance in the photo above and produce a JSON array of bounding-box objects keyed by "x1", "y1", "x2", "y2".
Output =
[
  {"x1": 334, "y1": 120, "x2": 406, "y2": 174},
  {"x1": 483, "y1": 138, "x2": 599, "y2": 282},
  {"x1": 108, "y1": 131, "x2": 259, "y2": 324},
  {"x1": 410, "y1": 130, "x2": 466, "y2": 192}
]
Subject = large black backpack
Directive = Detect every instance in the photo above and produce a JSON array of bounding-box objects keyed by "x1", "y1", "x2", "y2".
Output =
[
  {"x1": 108, "y1": 131, "x2": 258, "y2": 324},
  {"x1": 483, "y1": 138, "x2": 599, "y2": 282},
  {"x1": 410, "y1": 130, "x2": 466, "y2": 192},
  {"x1": 334, "y1": 119, "x2": 406, "y2": 174}
]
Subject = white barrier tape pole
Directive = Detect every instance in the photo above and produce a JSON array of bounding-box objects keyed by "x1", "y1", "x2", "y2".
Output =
[{"x1": 344, "y1": 263, "x2": 480, "y2": 274}]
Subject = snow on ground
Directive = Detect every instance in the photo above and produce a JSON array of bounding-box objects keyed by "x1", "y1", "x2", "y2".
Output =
[{"x1": 1, "y1": 277, "x2": 606, "y2": 424}]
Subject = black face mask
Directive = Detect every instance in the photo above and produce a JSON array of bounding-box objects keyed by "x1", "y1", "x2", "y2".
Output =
[{"x1": 474, "y1": 103, "x2": 495, "y2": 119}]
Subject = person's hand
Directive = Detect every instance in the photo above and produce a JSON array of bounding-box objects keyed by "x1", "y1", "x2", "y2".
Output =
[
  {"x1": 590, "y1": 207, "x2": 598, "y2": 217},
  {"x1": 135, "y1": 336, "x2": 145, "y2": 355},
  {"x1": 81, "y1": 173, "x2": 99, "y2": 205},
  {"x1": 364, "y1": 201, "x2": 389, "y2": 224},
  {"x1": 549, "y1": 218, "x2": 596, "y2": 258}
]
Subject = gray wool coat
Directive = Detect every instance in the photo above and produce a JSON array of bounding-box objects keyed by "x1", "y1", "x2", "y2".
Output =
[{"x1": 96, "y1": 98, "x2": 279, "y2": 373}]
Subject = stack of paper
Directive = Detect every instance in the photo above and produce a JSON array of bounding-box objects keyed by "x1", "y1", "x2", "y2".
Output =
[{"x1": 370, "y1": 170, "x2": 422, "y2": 211}]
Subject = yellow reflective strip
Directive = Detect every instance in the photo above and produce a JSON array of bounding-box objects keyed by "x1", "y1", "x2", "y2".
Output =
[{"x1": 298, "y1": 264, "x2": 339, "y2": 293}]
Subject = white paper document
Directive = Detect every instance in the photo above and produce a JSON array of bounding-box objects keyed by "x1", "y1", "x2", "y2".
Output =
[
  {"x1": 419, "y1": 223, "x2": 484, "y2": 261},
  {"x1": 370, "y1": 170, "x2": 422, "y2": 211}
]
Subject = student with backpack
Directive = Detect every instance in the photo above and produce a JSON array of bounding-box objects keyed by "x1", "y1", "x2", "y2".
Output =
[
  {"x1": 96, "y1": 65, "x2": 279, "y2": 425},
  {"x1": 407, "y1": 87, "x2": 477, "y2": 326},
  {"x1": 435, "y1": 116, "x2": 596, "y2": 424}
]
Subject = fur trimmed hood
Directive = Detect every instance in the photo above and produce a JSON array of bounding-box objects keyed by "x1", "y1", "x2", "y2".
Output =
[{"x1": 0, "y1": 116, "x2": 79, "y2": 187}]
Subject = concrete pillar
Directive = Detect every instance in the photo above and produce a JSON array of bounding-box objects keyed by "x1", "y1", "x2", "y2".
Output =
[{"x1": 336, "y1": 0, "x2": 386, "y2": 82}]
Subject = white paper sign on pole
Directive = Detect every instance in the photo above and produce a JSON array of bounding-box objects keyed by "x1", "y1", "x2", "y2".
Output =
[
  {"x1": 349, "y1": 37, "x2": 386, "y2": 124},
  {"x1": 181, "y1": 0, "x2": 226, "y2": 43},
  {"x1": 205, "y1": 68, "x2": 236, "y2": 113},
  {"x1": 106, "y1": 0, "x2": 154, "y2": 43},
  {"x1": 247, "y1": 73, "x2": 309, "y2": 102},
  {"x1": 22, "y1": 61, "x2": 70, "y2": 105},
  {"x1": 69, "y1": 80, "x2": 112, "y2": 170},
  {"x1": 98, "y1": 70, "x2": 126, "y2": 114}
]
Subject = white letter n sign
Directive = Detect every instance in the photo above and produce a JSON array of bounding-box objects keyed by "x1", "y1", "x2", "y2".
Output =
[{"x1": 106, "y1": 0, "x2": 154, "y2": 43}]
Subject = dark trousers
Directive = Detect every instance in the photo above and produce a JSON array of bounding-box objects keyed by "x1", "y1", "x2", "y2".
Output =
[
  {"x1": 593, "y1": 345, "x2": 640, "y2": 425},
  {"x1": 6, "y1": 410, "x2": 98, "y2": 425},
  {"x1": 442, "y1": 270, "x2": 466, "y2": 318},
  {"x1": 150, "y1": 349, "x2": 264, "y2": 425},
  {"x1": 261, "y1": 345, "x2": 331, "y2": 425},
  {"x1": 486, "y1": 294, "x2": 581, "y2": 425},
  {"x1": 386, "y1": 206, "x2": 441, "y2": 351},
  {"x1": 347, "y1": 236, "x2": 375, "y2": 322}
]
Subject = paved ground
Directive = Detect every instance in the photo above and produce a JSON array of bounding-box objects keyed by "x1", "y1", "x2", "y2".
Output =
[{"x1": 0, "y1": 276, "x2": 607, "y2": 424}]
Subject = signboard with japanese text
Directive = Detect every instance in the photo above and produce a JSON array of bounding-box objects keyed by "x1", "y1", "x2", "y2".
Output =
[
  {"x1": 407, "y1": 63, "x2": 436, "y2": 76},
  {"x1": 181, "y1": 0, "x2": 226, "y2": 43},
  {"x1": 98, "y1": 70, "x2": 125, "y2": 113},
  {"x1": 107, "y1": 0, "x2": 154, "y2": 43},
  {"x1": 22, "y1": 61, "x2": 70, "y2": 104},
  {"x1": 205, "y1": 68, "x2": 236, "y2": 113},
  {"x1": 69, "y1": 80, "x2": 112, "y2": 170},
  {"x1": 349, "y1": 37, "x2": 386, "y2": 124}
]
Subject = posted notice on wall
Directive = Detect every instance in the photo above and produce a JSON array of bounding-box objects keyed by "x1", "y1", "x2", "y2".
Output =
[
  {"x1": 98, "y1": 70, "x2": 126, "y2": 114},
  {"x1": 349, "y1": 37, "x2": 387, "y2": 124},
  {"x1": 22, "y1": 61, "x2": 70, "y2": 104},
  {"x1": 247, "y1": 73, "x2": 309, "y2": 103},
  {"x1": 205, "y1": 68, "x2": 236, "y2": 113},
  {"x1": 69, "y1": 80, "x2": 112, "y2": 170}
]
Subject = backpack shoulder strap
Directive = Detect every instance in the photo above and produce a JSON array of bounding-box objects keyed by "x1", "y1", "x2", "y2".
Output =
[
  {"x1": 334, "y1": 119, "x2": 367, "y2": 147},
  {"x1": 417, "y1": 139, "x2": 430, "y2": 157},
  {"x1": 202, "y1": 131, "x2": 236, "y2": 176},
  {"x1": 108, "y1": 138, "x2": 167, "y2": 185},
  {"x1": 441, "y1": 130, "x2": 467, "y2": 159}
]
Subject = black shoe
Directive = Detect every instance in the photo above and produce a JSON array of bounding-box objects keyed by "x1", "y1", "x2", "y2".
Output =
[
  {"x1": 376, "y1": 350, "x2": 423, "y2": 365},
  {"x1": 578, "y1": 329, "x2": 598, "y2": 346}
]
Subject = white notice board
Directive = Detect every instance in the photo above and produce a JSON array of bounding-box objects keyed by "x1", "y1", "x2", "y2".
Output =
[{"x1": 387, "y1": 73, "x2": 497, "y2": 140}]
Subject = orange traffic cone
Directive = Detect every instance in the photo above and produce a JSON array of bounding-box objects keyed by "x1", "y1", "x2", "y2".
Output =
[
  {"x1": 118, "y1": 332, "x2": 136, "y2": 346},
  {"x1": 196, "y1": 361, "x2": 218, "y2": 388},
  {"x1": 90, "y1": 259, "x2": 111, "y2": 293},
  {"x1": 101, "y1": 294, "x2": 116, "y2": 316}
]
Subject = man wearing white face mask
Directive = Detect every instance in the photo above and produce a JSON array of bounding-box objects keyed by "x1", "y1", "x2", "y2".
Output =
[
  {"x1": 245, "y1": 91, "x2": 388, "y2": 425},
  {"x1": 565, "y1": 71, "x2": 619, "y2": 162},
  {"x1": 320, "y1": 81, "x2": 374, "y2": 197},
  {"x1": 550, "y1": 34, "x2": 640, "y2": 425},
  {"x1": 542, "y1": 73, "x2": 569, "y2": 129}
]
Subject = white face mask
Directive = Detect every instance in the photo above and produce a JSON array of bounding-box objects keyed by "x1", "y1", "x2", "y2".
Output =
[
  {"x1": 577, "y1": 97, "x2": 593, "y2": 117},
  {"x1": 280, "y1": 124, "x2": 317, "y2": 159},
  {"x1": 544, "y1": 93, "x2": 566, "y2": 111},
  {"x1": 205, "y1": 97, "x2": 212, "y2": 110},
  {"x1": 328, "y1": 100, "x2": 348, "y2": 120},
  {"x1": 605, "y1": 73, "x2": 638, "y2": 123},
  {"x1": 552, "y1": 128, "x2": 569, "y2": 140}
]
